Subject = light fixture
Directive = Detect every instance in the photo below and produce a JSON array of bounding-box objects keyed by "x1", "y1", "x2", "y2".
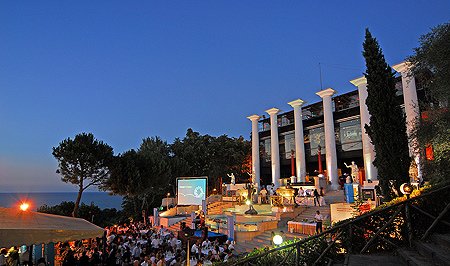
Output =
[
  {"x1": 273, "y1": 234, "x2": 283, "y2": 245},
  {"x1": 245, "y1": 200, "x2": 251, "y2": 206},
  {"x1": 20, "y1": 202, "x2": 29, "y2": 211},
  {"x1": 400, "y1": 183, "x2": 413, "y2": 198}
]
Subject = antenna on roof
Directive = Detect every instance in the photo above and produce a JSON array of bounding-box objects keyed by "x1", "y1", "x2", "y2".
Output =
[{"x1": 319, "y1": 62, "x2": 323, "y2": 90}]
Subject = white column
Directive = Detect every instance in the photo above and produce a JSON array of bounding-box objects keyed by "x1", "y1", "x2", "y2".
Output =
[
  {"x1": 247, "y1": 115, "x2": 261, "y2": 192},
  {"x1": 288, "y1": 99, "x2": 307, "y2": 182},
  {"x1": 316, "y1": 88, "x2": 339, "y2": 190},
  {"x1": 393, "y1": 62, "x2": 422, "y2": 180},
  {"x1": 350, "y1": 76, "x2": 378, "y2": 180},
  {"x1": 266, "y1": 108, "x2": 281, "y2": 188}
]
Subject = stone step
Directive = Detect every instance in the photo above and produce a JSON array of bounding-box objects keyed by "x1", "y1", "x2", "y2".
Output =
[
  {"x1": 397, "y1": 248, "x2": 436, "y2": 266},
  {"x1": 345, "y1": 254, "x2": 405, "y2": 266},
  {"x1": 414, "y1": 241, "x2": 450, "y2": 266},
  {"x1": 167, "y1": 217, "x2": 193, "y2": 234},
  {"x1": 430, "y1": 234, "x2": 450, "y2": 252}
]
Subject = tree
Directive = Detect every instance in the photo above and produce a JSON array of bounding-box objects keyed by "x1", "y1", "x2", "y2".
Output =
[
  {"x1": 208, "y1": 134, "x2": 251, "y2": 187},
  {"x1": 52, "y1": 133, "x2": 114, "y2": 217},
  {"x1": 362, "y1": 29, "x2": 411, "y2": 199},
  {"x1": 408, "y1": 22, "x2": 450, "y2": 184},
  {"x1": 138, "y1": 137, "x2": 173, "y2": 208},
  {"x1": 171, "y1": 128, "x2": 251, "y2": 192},
  {"x1": 171, "y1": 128, "x2": 212, "y2": 177},
  {"x1": 106, "y1": 137, "x2": 173, "y2": 216}
]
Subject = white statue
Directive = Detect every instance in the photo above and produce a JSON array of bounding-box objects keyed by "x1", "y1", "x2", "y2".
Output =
[
  {"x1": 344, "y1": 161, "x2": 359, "y2": 184},
  {"x1": 247, "y1": 171, "x2": 256, "y2": 185},
  {"x1": 227, "y1": 173, "x2": 236, "y2": 185}
]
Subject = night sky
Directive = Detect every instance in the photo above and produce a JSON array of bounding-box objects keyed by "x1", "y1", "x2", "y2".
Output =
[{"x1": 1, "y1": 1, "x2": 448, "y2": 191}]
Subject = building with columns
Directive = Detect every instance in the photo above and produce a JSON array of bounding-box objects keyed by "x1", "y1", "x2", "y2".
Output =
[{"x1": 248, "y1": 62, "x2": 426, "y2": 189}]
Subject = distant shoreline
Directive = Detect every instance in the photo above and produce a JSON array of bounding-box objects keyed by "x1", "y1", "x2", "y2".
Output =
[{"x1": 0, "y1": 192, "x2": 123, "y2": 210}]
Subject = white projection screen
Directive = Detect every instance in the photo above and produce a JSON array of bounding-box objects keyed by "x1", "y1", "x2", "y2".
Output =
[{"x1": 177, "y1": 177, "x2": 208, "y2": 206}]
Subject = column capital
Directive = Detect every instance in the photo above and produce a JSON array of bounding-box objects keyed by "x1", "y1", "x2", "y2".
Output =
[
  {"x1": 350, "y1": 76, "x2": 367, "y2": 87},
  {"x1": 316, "y1": 88, "x2": 336, "y2": 98},
  {"x1": 392, "y1": 61, "x2": 413, "y2": 74},
  {"x1": 288, "y1": 99, "x2": 306, "y2": 108},
  {"x1": 265, "y1": 107, "x2": 280, "y2": 116},
  {"x1": 247, "y1": 115, "x2": 260, "y2": 121}
]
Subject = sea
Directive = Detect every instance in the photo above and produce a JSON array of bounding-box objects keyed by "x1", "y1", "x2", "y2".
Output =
[{"x1": 0, "y1": 192, "x2": 123, "y2": 211}]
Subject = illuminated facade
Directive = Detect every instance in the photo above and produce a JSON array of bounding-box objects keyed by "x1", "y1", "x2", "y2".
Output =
[{"x1": 248, "y1": 62, "x2": 425, "y2": 189}]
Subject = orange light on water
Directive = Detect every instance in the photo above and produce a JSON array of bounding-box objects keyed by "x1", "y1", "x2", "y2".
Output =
[{"x1": 20, "y1": 202, "x2": 30, "y2": 211}]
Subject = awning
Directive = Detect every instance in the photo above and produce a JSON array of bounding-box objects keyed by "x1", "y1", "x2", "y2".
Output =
[{"x1": 0, "y1": 207, "x2": 104, "y2": 247}]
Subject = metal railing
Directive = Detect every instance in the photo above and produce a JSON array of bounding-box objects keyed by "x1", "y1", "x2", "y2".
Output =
[{"x1": 229, "y1": 183, "x2": 450, "y2": 266}]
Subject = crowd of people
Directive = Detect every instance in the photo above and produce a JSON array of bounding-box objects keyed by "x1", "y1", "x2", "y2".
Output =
[
  {"x1": 59, "y1": 221, "x2": 236, "y2": 266},
  {"x1": 0, "y1": 246, "x2": 32, "y2": 266}
]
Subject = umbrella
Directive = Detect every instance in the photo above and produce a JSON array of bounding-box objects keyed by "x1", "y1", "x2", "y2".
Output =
[{"x1": 0, "y1": 207, "x2": 104, "y2": 247}]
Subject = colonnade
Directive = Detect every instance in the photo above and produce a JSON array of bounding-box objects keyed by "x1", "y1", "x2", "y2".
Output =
[{"x1": 248, "y1": 62, "x2": 421, "y2": 190}]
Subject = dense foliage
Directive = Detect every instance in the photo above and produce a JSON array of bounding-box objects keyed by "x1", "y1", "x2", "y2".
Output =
[
  {"x1": 53, "y1": 129, "x2": 250, "y2": 220},
  {"x1": 171, "y1": 129, "x2": 251, "y2": 191},
  {"x1": 105, "y1": 128, "x2": 250, "y2": 219},
  {"x1": 408, "y1": 22, "x2": 450, "y2": 184},
  {"x1": 37, "y1": 201, "x2": 123, "y2": 227},
  {"x1": 362, "y1": 29, "x2": 410, "y2": 199},
  {"x1": 52, "y1": 133, "x2": 114, "y2": 217}
]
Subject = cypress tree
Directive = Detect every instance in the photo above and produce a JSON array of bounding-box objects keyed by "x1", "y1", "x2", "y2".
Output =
[{"x1": 362, "y1": 29, "x2": 411, "y2": 199}]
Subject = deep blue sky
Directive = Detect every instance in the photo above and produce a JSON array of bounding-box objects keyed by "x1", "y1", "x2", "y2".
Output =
[{"x1": 1, "y1": 1, "x2": 448, "y2": 192}]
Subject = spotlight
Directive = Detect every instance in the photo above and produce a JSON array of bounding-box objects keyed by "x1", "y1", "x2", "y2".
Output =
[
  {"x1": 273, "y1": 234, "x2": 283, "y2": 245},
  {"x1": 20, "y1": 203, "x2": 29, "y2": 211},
  {"x1": 246, "y1": 200, "x2": 251, "y2": 206}
]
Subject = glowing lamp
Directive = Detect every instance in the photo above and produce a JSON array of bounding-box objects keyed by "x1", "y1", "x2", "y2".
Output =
[
  {"x1": 400, "y1": 183, "x2": 413, "y2": 196},
  {"x1": 273, "y1": 234, "x2": 283, "y2": 245},
  {"x1": 20, "y1": 203, "x2": 29, "y2": 211},
  {"x1": 167, "y1": 193, "x2": 171, "y2": 197},
  {"x1": 245, "y1": 200, "x2": 251, "y2": 206}
]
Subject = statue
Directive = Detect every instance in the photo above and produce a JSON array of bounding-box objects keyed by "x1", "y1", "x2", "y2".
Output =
[
  {"x1": 246, "y1": 183, "x2": 254, "y2": 201},
  {"x1": 344, "y1": 161, "x2": 359, "y2": 184},
  {"x1": 247, "y1": 171, "x2": 256, "y2": 185},
  {"x1": 227, "y1": 173, "x2": 235, "y2": 185},
  {"x1": 244, "y1": 183, "x2": 258, "y2": 215}
]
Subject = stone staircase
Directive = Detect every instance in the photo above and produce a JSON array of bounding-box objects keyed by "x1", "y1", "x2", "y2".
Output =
[
  {"x1": 234, "y1": 227, "x2": 303, "y2": 254},
  {"x1": 397, "y1": 233, "x2": 450, "y2": 265},
  {"x1": 167, "y1": 216, "x2": 193, "y2": 233},
  {"x1": 234, "y1": 207, "x2": 309, "y2": 254},
  {"x1": 207, "y1": 201, "x2": 234, "y2": 215},
  {"x1": 293, "y1": 205, "x2": 331, "y2": 224},
  {"x1": 232, "y1": 190, "x2": 344, "y2": 255},
  {"x1": 333, "y1": 233, "x2": 450, "y2": 265}
]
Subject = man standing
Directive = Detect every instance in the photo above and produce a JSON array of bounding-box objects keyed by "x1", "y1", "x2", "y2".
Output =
[
  {"x1": 314, "y1": 210, "x2": 323, "y2": 234},
  {"x1": 313, "y1": 189, "x2": 320, "y2": 206},
  {"x1": 259, "y1": 186, "x2": 267, "y2": 204}
]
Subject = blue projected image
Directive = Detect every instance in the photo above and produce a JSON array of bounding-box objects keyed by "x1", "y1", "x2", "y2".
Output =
[{"x1": 177, "y1": 178, "x2": 207, "y2": 206}]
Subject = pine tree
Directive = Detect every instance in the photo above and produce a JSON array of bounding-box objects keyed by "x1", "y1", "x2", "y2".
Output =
[{"x1": 362, "y1": 29, "x2": 411, "y2": 199}]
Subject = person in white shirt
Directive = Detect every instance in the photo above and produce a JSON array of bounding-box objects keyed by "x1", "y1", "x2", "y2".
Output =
[
  {"x1": 202, "y1": 239, "x2": 211, "y2": 249},
  {"x1": 191, "y1": 242, "x2": 199, "y2": 255},
  {"x1": 140, "y1": 256, "x2": 150, "y2": 266},
  {"x1": 132, "y1": 244, "x2": 141, "y2": 260},
  {"x1": 298, "y1": 187, "x2": 304, "y2": 197},
  {"x1": 259, "y1": 187, "x2": 268, "y2": 204},
  {"x1": 151, "y1": 237, "x2": 160, "y2": 249},
  {"x1": 314, "y1": 210, "x2": 324, "y2": 234}
]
